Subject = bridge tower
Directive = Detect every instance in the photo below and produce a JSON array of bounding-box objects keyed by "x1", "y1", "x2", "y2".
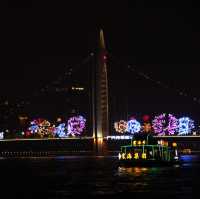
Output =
[{"x1": 92, "y1": 29, "x2": 109, "y2": 154}]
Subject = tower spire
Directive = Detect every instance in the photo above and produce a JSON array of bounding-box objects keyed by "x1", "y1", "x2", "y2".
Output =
[
  {"x1": 93, "y1": 29, "x2": 109, "y2": 154},
  {"x1": 99, "y1": 29, "x2": 106, "y2": 50}
]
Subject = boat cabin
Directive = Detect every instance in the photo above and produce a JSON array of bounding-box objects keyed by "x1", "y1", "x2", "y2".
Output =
[{"x1": 118, "y1": 134, "x2": 179, "y2": 164}]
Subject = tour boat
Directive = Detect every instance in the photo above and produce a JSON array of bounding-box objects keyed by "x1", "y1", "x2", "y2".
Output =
[{"x1": 118, "y1": 133, "x2": 179, "y2": 166}]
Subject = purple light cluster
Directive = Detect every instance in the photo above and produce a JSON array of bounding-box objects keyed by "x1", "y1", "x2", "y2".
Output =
[
  {"x1": 168, "y1": 114, "x2": 178, "y2": 135},
  {"x1": 67, "y1": 116, "x2": 86, "y2": 136},
  {"x1": 152, "y1": 113, "x2": 178, "y2": 135}
]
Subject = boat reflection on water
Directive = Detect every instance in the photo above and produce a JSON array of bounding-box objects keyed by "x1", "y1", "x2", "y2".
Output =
[
  {"x1": 117, "y1": 166, "x2": 164, "y2": 177},
  {"x1": 118, "y1": 166, "x2": 149, "y2": 176},
  {"x1": 116, "y1": 165, "x2": 180, "y2": 195}
]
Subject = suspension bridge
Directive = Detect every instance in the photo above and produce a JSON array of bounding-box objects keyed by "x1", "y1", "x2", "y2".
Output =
[{"x1": 0, "y1": 29, "x2": 200, "y2": 156}]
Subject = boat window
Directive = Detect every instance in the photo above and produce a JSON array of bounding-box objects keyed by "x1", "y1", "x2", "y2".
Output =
[{"x1": 134, "y1": 148, "x2": 143, "y2": 153}]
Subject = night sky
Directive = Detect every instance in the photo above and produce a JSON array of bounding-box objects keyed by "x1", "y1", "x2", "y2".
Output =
[{"x1": 2, "y1": 1, "x2": 200, "y2": 123}]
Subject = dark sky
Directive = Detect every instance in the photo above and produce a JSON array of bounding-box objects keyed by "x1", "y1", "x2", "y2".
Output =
[{"x1": 2, "y1": 1, "x2": 200, "y2": 120}]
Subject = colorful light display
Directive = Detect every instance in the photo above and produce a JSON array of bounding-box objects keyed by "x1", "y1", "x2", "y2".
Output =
[
  {"x1": 14, "y1": 113, "x2": 199, "y2": 139},
  {"x1": 168, "y1": 114, "x2": 178, "y2": 135},
  {"x1": 54, "y1": 123, "x2": 67, "y2": 138},
  {"x1": 67, "y1": 115, "x2": 86, "y2": 136},
  {"x1": 28, "y1": 119, "x2": 52, "y2": 137},
  {"x1": 28, "y1": 120, "x2": 40, "y2": 133},
  {"x1": 127, "y1": 119, "x2": 141, "y2": 134},
  {"x1": 178, "y1": 117, "x2": 195, "y2": 135},
  {"x1": 152, "y1": 113, "x2": 178, "y2": 135},
  {"x1": 114, "y1": 120, "x2": 127, "y2": 133}
]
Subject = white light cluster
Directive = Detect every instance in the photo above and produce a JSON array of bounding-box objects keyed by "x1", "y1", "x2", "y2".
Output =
[
  {"x1": 106, "y1": 135, "x2": 133, "y2": 140},
  {"x1": 178, "y1": 117, "x2": 194, "y2": 135},
  {"x1": 0, "y1": 132, "x2": 4, "y2": 139},
  {"x1": 72, "y1": 87, "x2": 84, "y2": 91}
]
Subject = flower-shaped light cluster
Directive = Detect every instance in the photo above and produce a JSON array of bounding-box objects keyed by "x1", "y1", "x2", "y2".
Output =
[
  {"x1": 28, "y1": 119, "x2": 52, "y2": 136},
  {"x1": 67, "y1": 116, "x2": 86, "y2": 136},
  {"x1": 54, "y1": 123, "x2": 67, "y2": 138},
  {"x1": 114, "y1": 120, "x2": 127, "y2": 133},
  {"x1": 178, "y1": 117, "x2": 194, "y2": 135},
  {"x1": 29, "y1": 120, "x2": 40, "y2": 133},
  {"x1": 152, "y1": 113, "x2": 178, "y2": 135},
  {"x1": 127, "y1": 119, "x2": 141, "y2": 134}
]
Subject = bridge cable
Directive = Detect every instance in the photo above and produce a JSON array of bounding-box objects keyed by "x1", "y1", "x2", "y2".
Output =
[{"x1": 108, "y1": 53, "x2": 200, "y2": 106}]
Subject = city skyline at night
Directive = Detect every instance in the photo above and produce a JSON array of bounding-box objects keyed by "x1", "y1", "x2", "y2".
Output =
[
  {"x1": 1, "y1": 1, "x2": 200, "y2": 130},
  {"x1": 0, "y1": 2, "x2": 199, "y2": 198}
]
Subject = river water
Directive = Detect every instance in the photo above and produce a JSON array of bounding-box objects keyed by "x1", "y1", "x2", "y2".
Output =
[{"x1": 0, "y1": 154, "x2": 198, "y2": 198}]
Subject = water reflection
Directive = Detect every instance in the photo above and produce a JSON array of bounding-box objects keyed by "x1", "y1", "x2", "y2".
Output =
[
  {"x1": 0, "y1": 154, "x2": 198, "y2": 198},
  {"x1": 180, "y1": 154, "x2": 199, "y2": 162},
  {"x1": 117, "y1": 165, "x2": 169, "y2": 176},
  {"x1": 118, "y1": 166, "x2": 149, "y2": 176}
]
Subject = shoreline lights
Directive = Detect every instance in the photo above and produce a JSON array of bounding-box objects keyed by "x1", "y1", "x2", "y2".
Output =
[
  {"x1": 114, "y1": 114, "x2": 195, "y2": 136},
  {"x1": 26, "y1": 116, "x2": 87, "y2": 138}
]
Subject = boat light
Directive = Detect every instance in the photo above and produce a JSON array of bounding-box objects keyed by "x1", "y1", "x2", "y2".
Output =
[
  {"x1": 118, "y1": 153, "x2": 122, "y2": 160},
  {"x1": 127, "y1": 153, "x2": 132, "y2": 159},
  {"x1": 142, "y1": 153, "x2": 147, "y2": 159},
  {"x1": 134, "y1": 153, "x2": 139, "y2": 159},
  {"x1": 122, "y1": 153, "x2": 126, "y2": 159},
  {"x1": 172, "y1": 142, "x2": 177, "y2": 147}
]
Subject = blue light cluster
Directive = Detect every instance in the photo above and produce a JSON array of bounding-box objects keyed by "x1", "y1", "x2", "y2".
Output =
[
  {"x1": 127, "y1": 119, "x2": 141, "y2": 134},
  {"x1": 54, "y1": 123, "x2": 67, "y2": 138},
  {"x1": 29, "y1": 121, "x2": 39, "y2": 133},
  {"x1": 178, "y1": 117, "x2": 194, "y2": 135}
]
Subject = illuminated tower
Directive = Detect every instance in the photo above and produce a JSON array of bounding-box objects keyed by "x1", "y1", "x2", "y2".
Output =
[{"x1": 93, "y1": 29, "x2": 109, "y2": 152}]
